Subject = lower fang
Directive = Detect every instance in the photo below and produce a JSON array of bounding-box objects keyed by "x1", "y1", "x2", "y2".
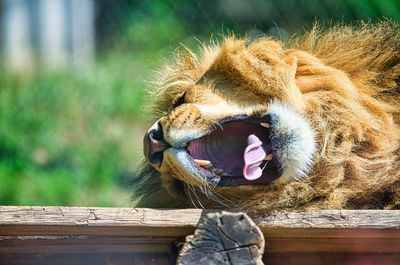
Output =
[
  {"x1": 203, "y1": 163, "x2": 213, "y2": 169},
  {"x1": 264, "y1": 154, "x2": 273, "y2": 160},
  {"x1": 194, "y1": 159, "x2": 211, "y2": 167},
  {"x1": 260, "y1": 122, "x2": 270, "y2": 128}
]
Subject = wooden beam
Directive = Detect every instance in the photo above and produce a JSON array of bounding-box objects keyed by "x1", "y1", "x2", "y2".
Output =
[
  {"x1": 0, "y1": 253, "x2": 172, "y2": 265},
  {"x1": 1, "y1": 206, "x2": 399, "y2": 236},
  {"x1": 0, "y1": 206, "x2": 400, "y2": 255},
  {"x1": 0, "y1": 207, "x2": 203, "y2": 237}
]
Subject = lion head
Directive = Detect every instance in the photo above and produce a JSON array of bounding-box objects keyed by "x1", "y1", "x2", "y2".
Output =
[{"x1": 135, "y1": 23, "x2": 400, "y2": 211}]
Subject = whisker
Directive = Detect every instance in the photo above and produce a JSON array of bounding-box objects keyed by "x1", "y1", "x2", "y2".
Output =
[
  {"x1": 200, "y1": 185, "x2": 237, "y2": 208},
  {"x1": 261, "y1": 160, "x2": 270, "y2": 171},
  {"x1": 211, "y1": 120, "x2": 223, "y2": 130},
  {"x1": 185, "y1": 184, "x2": 199, "y2": 208},
  {"x1": 192, "y1": 187, "x2": 206, "y2": 209}
]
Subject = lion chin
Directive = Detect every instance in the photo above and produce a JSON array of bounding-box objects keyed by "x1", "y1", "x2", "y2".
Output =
[{"x1": 134, "y1": 22, "x2": 400, "y2": 211}]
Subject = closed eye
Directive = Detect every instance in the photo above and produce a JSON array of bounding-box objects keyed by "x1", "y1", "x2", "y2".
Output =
[{"x1": 171, "y1": 92, "x2": 186, "y2": 109}]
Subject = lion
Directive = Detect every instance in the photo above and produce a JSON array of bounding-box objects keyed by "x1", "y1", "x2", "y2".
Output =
[{"x1": 133, "y1": 22, "x2": 400, "y2": 212}]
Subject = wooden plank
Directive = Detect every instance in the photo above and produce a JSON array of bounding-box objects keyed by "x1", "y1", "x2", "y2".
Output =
[
  {"x1": 0, "y1": 207, "x2": 204, "y2": 237},
  {"x1": 255, "y1": 210, "x2": 400, "y2": 239},
  {"x1": 2, "y1": 252, "x2": 399, "y2": 265},
  {"x1": 0, "y1": 253, "x2": 172, "y2": 265},
  {"x1": 0, "y1": 206, "x2": 400, "y2": 254},
  {"x1": 2, "y1": 235, "x2": 400, "y2": 254},
  {"x1": 0, "y1": 207, "x2": 399, "y2": 265},
  {"x1": 0, "y1": 236, "x2": 173, "y2": 254},
  {"x1": 1, "y1": 207, "x2": 400, "y2": 237},
  {"x1": 254, "y1": 210, "x2": 400, "y2": 229},
  {"x1": 263, "y1": 253, "x2": 400, "y2": 265},
  {"x1": 264, "y1": 237, "x2": 400, "y2": 253},
  {"x1": 1, "y1": 207, "x2": 400, "y2": 229}
]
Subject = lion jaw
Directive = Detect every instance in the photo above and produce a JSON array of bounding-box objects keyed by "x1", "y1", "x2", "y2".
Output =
[{"x1": 144, "y1": 100, "x2": 316, "y2": 187}]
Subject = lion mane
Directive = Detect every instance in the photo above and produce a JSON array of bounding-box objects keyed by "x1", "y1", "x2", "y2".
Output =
[{"x1": 134, "y1": 22, "x2": 400, "y2": 211}]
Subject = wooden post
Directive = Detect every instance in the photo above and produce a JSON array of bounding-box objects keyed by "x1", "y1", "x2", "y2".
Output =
[{"x1": 177, "y1": 212, "x2": 265, "y2": 265}]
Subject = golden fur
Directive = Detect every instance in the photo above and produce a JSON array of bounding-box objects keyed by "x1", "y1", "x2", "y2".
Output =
[{"x1": 134, "y1": 22, "x2": 400, "y2": 211}]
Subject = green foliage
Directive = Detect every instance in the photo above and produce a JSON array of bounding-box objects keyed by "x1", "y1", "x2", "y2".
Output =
[
  {"x1": 0, "y1": 69, "x2": 144, "y2": 206},
  {"x1": 0, "y1": 1, "x2": 196, "y2": 207}
]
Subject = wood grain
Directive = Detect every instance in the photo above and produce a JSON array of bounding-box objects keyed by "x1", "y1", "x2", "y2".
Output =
[
  {"x1": 177, "y1": 212, "x2": 264, "y2": 265},
  {"x1": 1, "y1": 207, "x2": 400, "y2": 232},
  {"x1": 0, "y1": 207, "x2": 204, "y2": 237},
  {"x1": 0, "y1": 206, "x2": 400, "y2": 255},
  {"x1": 0, "y1": 253, "x2": 172, "y2": 265},
  {"x1": 0, "y1": 236, "x2": 173, "y2": 254},
  {"x1": 1, "y1": 207, "x2": 400, "y2": 239}
]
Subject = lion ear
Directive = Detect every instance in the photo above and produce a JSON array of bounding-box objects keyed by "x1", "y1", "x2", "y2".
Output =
[{"x1": 285, "y1": 49, "x2": 329, "y2": 94}]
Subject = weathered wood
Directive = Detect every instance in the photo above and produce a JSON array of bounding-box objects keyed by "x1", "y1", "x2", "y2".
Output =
[
  {"x1": 0, "y1": 253, "x2": 172, "y2": 265},
  {"x1": 177, "y1": 212, "x2": 264, "y2": 265},
  {"x1": 0, "y1": 207, "x2": 204, "y2": 237},
  {"x1": 1, "y1": 206, "x2": 399, "y2": 229},
  {"x1": 2, "y1": 252, "x2": 399, "y2": 265},
  {"x1": 1, "y1": 207, "x2": 400, "y2": 233},
  {"x1": 1, "y1": 207, "x2": 400, "y2": 242},
  {"x1": 1, "y1": 206, "x2": 400, "y2": 264},
  {"x1": 254, "y1": 210, "x2": 400, "y2": 229},
  {"x1": 0, "y1": 236, "x2": 172, "y2": 254},
  {"x1": 263, "y1": 253, "x2": 400, "y2": 265}
]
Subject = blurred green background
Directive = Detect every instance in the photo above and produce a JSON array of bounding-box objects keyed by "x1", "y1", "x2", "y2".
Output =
[{"x1": 1, "y1": 0, "x2": 399, "y2": 207}]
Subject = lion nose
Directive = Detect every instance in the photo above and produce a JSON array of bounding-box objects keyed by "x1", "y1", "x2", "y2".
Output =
[{"x1": 143, "y1": 121, "x2": 169, "y2": 167}]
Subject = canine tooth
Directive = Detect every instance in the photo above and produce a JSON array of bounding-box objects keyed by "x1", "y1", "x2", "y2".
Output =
[
  {"x1": 260, "y1": 122, "x2": 270, "y2": 128},
  {"x1": 264, "y1": 154, "x2": 273, "y2": 161},
  {"x1": 203, "y1": 163, "x2": 213, "y2": 169},
  {"x1": 194, "y1": 159, "x2": 211, "y2": 167}
]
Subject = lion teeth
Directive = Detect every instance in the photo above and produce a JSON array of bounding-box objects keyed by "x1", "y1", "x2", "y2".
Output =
[
  {"x1": 264, "y1": 154, "x2": 273, "y2": 160},
  {"x1": 195, "y1": 160, "x2": 229, "y2": 176},
  {"x1": 260, "y1": 122, "x2": 270, "y2": 128},
  {"x1": 203, "y1": 163, "x2": 213, "y2": 170},
  {"x1": 194, "y1": 159, "x2": 211, "y2": 167}
]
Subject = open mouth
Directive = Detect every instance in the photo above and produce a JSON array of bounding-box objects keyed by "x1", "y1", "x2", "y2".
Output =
[
  {"x1": 183, "y1": 115, "x2": 282, "y2": 186},
  {"x1": 144, "y1": 102, "x2": 316, "y2": 187}
]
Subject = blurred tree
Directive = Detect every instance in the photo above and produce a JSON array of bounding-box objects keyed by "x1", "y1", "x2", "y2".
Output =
[{"x1": 1, "y1": 0, "x2": 95, "y2": 73}]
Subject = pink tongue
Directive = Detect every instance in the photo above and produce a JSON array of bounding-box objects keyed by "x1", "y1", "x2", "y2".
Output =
[{"x1": 243, "y1": 134, "x2": 266, "y2": 181}]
